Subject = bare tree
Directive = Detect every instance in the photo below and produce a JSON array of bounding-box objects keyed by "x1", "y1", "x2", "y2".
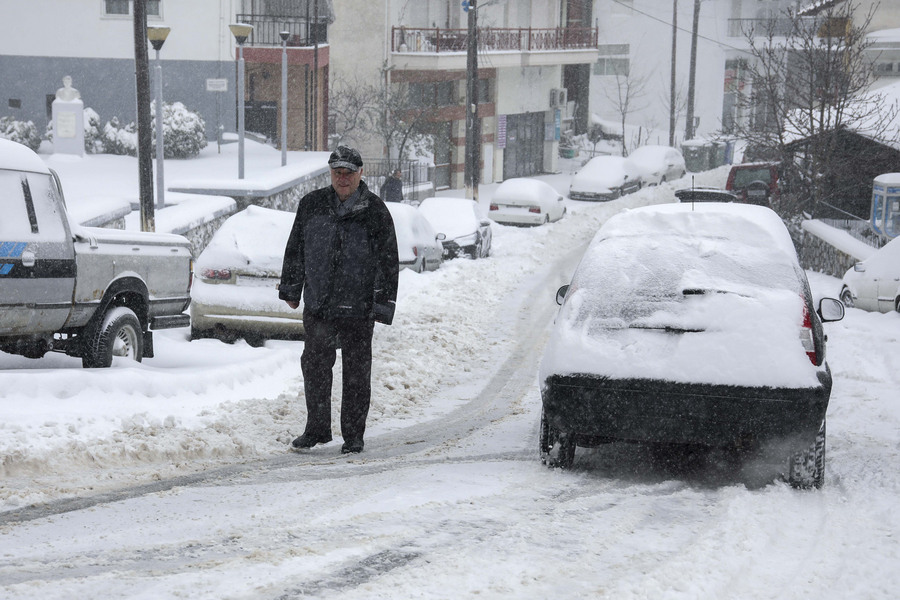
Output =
[
  {"x1": 603, "y1": 68, "x2": 650, "y2": 156},
  {"x1": 736, "y1": 1, "x2": 900, "y2": 217},
  {"x1": 328, "y1": 73, "x2": 380, "y2": 150},
  {"x1": 373, "y1": 82, "x2": 438, "y2": 169}
]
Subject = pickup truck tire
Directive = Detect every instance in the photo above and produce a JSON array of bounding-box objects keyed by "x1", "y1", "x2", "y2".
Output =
[{"x1": 82, "y1": 307, "x2": 144, "y2": 368}]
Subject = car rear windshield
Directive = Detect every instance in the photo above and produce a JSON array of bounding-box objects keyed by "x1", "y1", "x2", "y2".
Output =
[
  {"x1": 567, "y1": 232, "x2": 802, "y2": 326},
  {"x1": 731, "y1": 167, "x2": 774, "y2": 188}
]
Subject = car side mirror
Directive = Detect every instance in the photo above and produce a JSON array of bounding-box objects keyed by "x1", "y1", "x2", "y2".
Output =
[
  {"x1": 853, "y1": 262, "x2": 866, "y2": 272},
  {"x1": 480, "y1": 220, "x2": 491, "y2": 227},
  {"x1": 436, "y1": 233, "x2": 447, "y2": 241},
  {"x1": 556, "y1": 284, "x2": 569, "y2": 306},
  {"x1": 818, "y1": 297, "x2": 845, "y2": 322}
]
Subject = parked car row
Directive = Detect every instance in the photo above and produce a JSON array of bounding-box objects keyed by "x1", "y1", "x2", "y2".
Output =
[{"x1": 569, "y1": 145, "x2": 687, "y2": 202}]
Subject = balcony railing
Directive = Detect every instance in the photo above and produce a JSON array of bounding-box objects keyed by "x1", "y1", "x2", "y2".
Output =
[
  {"x1": 391, "y1": 26, "x2": 598, "y2": 54},
  {"x1": 235, "y1": 14, "x2": 328, "y2": 46}
]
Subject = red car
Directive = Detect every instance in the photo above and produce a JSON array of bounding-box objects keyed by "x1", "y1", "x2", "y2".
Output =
[{"x1": 726, "y1": 162, "x2": 780, "y2": 207}]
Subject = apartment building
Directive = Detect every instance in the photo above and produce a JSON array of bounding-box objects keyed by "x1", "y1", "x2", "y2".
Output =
[{"x1": 329, "y1": 0, "x2": 598, "y2": 189}]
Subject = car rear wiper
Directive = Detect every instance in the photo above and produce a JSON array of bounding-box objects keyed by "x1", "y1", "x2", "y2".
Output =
[{"x1": 627, "y1": 324, "x2": 705, "y2": 333}]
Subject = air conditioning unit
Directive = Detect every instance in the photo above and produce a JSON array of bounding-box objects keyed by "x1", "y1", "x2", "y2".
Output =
[{"x1": 549, "y1": 88, "x2": 567, "y2": 108}]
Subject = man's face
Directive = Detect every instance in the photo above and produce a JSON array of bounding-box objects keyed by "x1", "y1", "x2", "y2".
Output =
[{"x1": 331, "y1": 167, "x2": 362, "y2": 201}]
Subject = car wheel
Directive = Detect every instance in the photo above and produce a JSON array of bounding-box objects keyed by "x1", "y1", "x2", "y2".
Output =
[
  {"x1": 539, "y1": 407, "x2": 576, "y2": 469},
  {"x1": 82, "y1": 306, "x2": 143, "y2": 368},
  {"x1": 787, "y1": 418, "x2": 826, "y2": 489},
  {"x1": 839, "y1": 287, "x2": 854, "y2": 308}
]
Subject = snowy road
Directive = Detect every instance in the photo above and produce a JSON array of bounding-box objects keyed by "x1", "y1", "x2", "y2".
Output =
[{"x1": 2, "y1": 174, "x2": 900, "y2": 598}]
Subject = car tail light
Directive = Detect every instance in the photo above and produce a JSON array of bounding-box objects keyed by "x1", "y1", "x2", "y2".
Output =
[
  {"x1": 201, "y1": 268, "x2": 232, "y2": 281},
  {"x1": 801, "y1": 301, "x2": 817, "y2": 365},
  {"x1": 529, "y1": 207, "x2": 541, "y2": 214},
  {"x1": 489, "y1": 203, "x2": 499, "y2": 211},
  {"x1": 188, "y1": 259, "x2": 194, "y2": 292},
  {"x1": 413, "y1": 246, "x2": 419, "y2": 257}
]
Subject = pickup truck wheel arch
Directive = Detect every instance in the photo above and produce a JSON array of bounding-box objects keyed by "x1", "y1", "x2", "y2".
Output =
[{"x1": 82, "y1": 306, "x2": 143, "y2": 368}]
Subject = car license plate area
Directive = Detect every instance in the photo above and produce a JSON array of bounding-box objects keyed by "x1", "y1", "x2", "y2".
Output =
[{"x1": 236, "y1": 275, "x2": 277, "y2": 288}]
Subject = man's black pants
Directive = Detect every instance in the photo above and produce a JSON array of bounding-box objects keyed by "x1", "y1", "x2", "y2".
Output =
[{"x1": 300, "y1": 311, "x2": 375, "y2": 443}]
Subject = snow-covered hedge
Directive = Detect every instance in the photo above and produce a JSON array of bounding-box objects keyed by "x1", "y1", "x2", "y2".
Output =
[
  {"x1": 155, "y1": 101, "x2": 208, "y2": 159},
  {"x1": 0, "y1": 117, "x2": 41, "y2": 152}
]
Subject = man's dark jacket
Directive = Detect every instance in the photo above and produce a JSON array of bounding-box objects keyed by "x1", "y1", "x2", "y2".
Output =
[{"x1": 279, "y1": 180, "x2": 399, "y2": 325}]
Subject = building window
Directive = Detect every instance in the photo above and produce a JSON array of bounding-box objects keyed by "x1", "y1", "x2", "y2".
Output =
[
  {"x1": 594, "y1": 44, "x2": 630, "y2": 76},
  {"x1": 594, "y1": 58, "x2": 629, "y2": 76},
  {"x1": 104, "y1": 1, "x2": 161, "y2": 17}
]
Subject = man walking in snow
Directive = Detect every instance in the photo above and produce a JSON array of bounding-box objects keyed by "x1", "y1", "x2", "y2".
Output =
[
  {"x1": 279, "y1": 145, "x2": 399, "y2": 454},
  {"x1": 380, "y1": 168, "x2": 404, "y2": 203}
]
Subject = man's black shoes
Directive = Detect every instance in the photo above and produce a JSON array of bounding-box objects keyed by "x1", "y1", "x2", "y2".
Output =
[
  {"x1": 291, "y1": 432, "x2": 333, "y2": 450},
  {"x1": 341, "y1": 439, "x2": 364, "y2": 454}
]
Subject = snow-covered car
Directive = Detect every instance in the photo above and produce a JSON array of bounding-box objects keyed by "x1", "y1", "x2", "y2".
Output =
[
  {"x1": 674, "y1": 187, "x2": 739, "y2": 203},
  {"x1": 839, "y1": 236, "x2": 900, "y2": 313},
  {"x1": 488, "y1": 178, "x2": 566, "y2": 226},
  {"x1": 418, "y1": 197, "x2": 492, "y2": 259},
  {"x1": 538, "y1": 202, "x2": 845, "y2": 488},
  {"x1": 726, "y1": 162, "x2": 781, "y2": 207},
  {"x1": 386, "y1": 202, "x2": 445, "y2": 273},
  {"x1": 568, "y1": 155, "x2": 642, "y2": 201},
  {"x1": 626, "y1": 144, "x2": 686, "y2": 186},
  {"x1": 190, "y1": 206, "x2": 302, "y2": 346}
]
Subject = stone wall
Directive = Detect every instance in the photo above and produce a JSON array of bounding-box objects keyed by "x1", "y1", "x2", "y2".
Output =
[{"x1": 798, "y1": 231, "x2": 861, "y2": 278}]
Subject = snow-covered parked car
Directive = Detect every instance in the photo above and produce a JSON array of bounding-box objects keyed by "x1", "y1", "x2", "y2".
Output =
[
  {"x1": 538, "y1": 202, "x2": 845, "y2": 488},
  {"x1": 190, "y1": 206, "x2": 302, "y2": 346},
  {"x1": 488, "y1": 178, "x2": 566, "y2": 226},
  {"x1": 625, "y1": 144, "x2": 686, "y2": 186},
  {"x1": 386, "y1": 202, "x2": 445, "y2": 273},
  {"x1": 568, "y1": 155, "x2": 642, "y2": 201},
  {"x1": 419, "y1": 197, "x2": 492, "y2": 259},
  {"x1": 839, "y1": 236, "x2": 900, "y2": 313}
]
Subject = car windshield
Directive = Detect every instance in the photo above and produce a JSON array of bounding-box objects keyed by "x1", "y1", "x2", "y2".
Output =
[
  {"x1": 568, "y1": 233, "x2": 801, "y2": 329},
  {"x1": 732, "y1": 167, "x2": 773, "y2": 188}
]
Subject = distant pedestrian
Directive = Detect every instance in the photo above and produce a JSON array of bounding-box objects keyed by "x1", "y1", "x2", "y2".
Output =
[
  {"x1": 380, "y1": 169, "x2": 404, "y2": 203},
  {"x1": 279, "y1": 145, "x2": 399, "y2": 454}
]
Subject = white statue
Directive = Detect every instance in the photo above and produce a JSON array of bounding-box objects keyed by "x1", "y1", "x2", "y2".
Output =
[{"x1": 55, "y1": 76, "x2": 81, "y2": 102}]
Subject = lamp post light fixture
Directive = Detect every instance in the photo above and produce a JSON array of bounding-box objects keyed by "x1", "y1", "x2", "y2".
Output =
[
  {"x1": 280, "y1": 30, "x2": 290, "y2": 167},
  {"x1": 147, "y1": 25, "x2": 170, "y2": 210},
  {"x1": 229, "y1": 22, "x2": 254, "y2": 179}
]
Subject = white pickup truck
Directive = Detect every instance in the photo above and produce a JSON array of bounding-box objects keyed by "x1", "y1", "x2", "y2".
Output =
[{"x1": 0, "y1": 138, "x2": 193, "y2": 368}]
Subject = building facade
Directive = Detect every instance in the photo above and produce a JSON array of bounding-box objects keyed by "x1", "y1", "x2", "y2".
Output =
[{"x1": 329, "y1": 0, "x2": 598, "y2": 189}]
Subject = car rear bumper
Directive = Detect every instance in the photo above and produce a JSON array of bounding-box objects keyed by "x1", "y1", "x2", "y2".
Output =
[
  {"x1": 490, "y1": 210, "x2": 544, "y2": 226},
  {"x1": 540, "y1": 371, "x2": 832, "y2": 449}
]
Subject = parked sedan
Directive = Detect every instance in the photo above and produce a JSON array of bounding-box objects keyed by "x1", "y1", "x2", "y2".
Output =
[
  {"x1": 626, "y1": 144, "x2": 686, "y2": 186},
  {"x1": 418, "y1": 197, "x2": 492, "y2": 259},
  {"x1": 569, "y1": 155, "x2": 642, "y2": 201},
  {"x1": 190, "y1": 205, "x2": 302, "y2": 346},
  {"x1": 839, "y1": 236, "x2": 900, "y2": 313},
  {"x1": 538, "y1": 202, "x2": 845, "y2": 488},
  {"x1": 488, "y1": 178, "x2": 566, "y2": 226},
  {"x1": 386, "y1": 202, "x2": 445, "y2": 273}
]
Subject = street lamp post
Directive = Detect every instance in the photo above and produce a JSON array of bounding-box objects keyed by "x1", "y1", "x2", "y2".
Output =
[
  {"x1": 147, "y1": 26, "x2": 170, "y2": 210},
  {"x1": 280, "y1": 30, "x2": 290, "y2": 167},
  {"x1": 229, "y1": 23, "x2": 254, "y2": 179}
]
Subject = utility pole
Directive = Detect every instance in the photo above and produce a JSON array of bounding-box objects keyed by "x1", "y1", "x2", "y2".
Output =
[
  {"x1": 133, "y1": 0, "x2": 155, "y2": 232},
  {"x1": 685, "y1": 0, "x2": 700, "y2": 141},
  {"x1": 669, "y1": 0, "x2": 677, "y2": 147},
  {"x1": 464, "y1": 0, "x2": 479, "y2": 201}
]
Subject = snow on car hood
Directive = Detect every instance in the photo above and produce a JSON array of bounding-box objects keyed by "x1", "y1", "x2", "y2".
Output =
[
  {"x1": 196, "y1": 205, "x2": 294, "y2": 276},
  {"x1": 540, "y1": 203, "x2": 823, "y2": 388}
]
